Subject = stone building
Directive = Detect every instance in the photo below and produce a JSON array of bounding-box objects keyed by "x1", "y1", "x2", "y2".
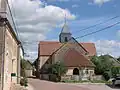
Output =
[
  {"x1": 0, "y1": 0, "x2": 22, "y2": 89},
  {"x1": 36, "y1": 22, "x2": 96, "y2": 81}
]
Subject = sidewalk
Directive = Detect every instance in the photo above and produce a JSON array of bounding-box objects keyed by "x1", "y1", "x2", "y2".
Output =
[
  {"x1": 11, "y1": 83, "x2": 34, "y2": 90},
  {"x1": 25, "y1": 84, "x2": 34, "y2": 90},
  {"x1": 11, "y1": 83, "x2": 26, "y2": 90}
]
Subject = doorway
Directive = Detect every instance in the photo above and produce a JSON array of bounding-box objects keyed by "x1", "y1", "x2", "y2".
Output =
[{"x1": 73, "y1": 68, "x2": 79, "y2": 75}]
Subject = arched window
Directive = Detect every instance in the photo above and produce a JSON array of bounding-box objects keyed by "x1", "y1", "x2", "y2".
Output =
[
  {"x1": 65, "y1": 37, "x2": 68, "y2": 42},
  {"x1": 73, "y1": 68, "x2": 79, "y2": 75}
]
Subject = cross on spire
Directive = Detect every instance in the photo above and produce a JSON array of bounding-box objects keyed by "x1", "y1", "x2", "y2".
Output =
[{"x1": 64, "y1": 12, "x2": 67, "y2": 24}]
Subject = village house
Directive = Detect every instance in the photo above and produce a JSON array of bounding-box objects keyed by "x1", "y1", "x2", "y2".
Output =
[
  {"x1": 36, "y1": 22, "x2": 96, "y2": 81},
  {"x1": 0, "y1": 0, "x2": 22, "y2": 90}
]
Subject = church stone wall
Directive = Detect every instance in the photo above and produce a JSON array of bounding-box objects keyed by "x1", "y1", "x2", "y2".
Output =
[
  {"x1": 66, "y1": 68, "x2": 73, "y2": 75},
  {"x1": 53, "y1": 42, "x2": 87, "y2": 63}
]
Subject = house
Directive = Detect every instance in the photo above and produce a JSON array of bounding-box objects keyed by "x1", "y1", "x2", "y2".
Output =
[
  {"x1": 0, "y1": 1, "x2": 22, "y2": 90},
  {"x1": 24, "y1": 60, "x2": 34, "y2": 77},
  {"x1": 36, "y1": 22, "x2": 96, "y2": 81}
]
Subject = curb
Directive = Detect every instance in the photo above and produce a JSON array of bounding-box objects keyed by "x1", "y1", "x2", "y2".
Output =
[
  {"x1": 25, "y1": 84, "x2": 34, "y2": 90},
  {"x1": 59, "y1": 82, "x2": 106, "y2": 85}
]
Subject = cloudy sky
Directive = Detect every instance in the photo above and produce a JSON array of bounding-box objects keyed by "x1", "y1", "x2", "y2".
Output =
[{"x1": 8, "y1": 0, "x2": 120, "y2": 62}]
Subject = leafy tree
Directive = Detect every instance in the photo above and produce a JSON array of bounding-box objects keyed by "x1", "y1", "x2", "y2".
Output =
[
  {"x1": 111, "y1": 67, "x2": 120, "y2": 78},
  {"x1": 117, "y1": 57, "x2": 120, "y2": 62},
  {"x1": 49, "y1": 61, "x2": 67, "y2": 82},
  {"x1": 91, "y1": 55, "x2": 114, "y2": 80},
  {"x1": 21, "y1": 58, "x2": 26, "y2": 77},
  {"x1": 20, "y1": 58, "x2": 29, "y2": 87}
]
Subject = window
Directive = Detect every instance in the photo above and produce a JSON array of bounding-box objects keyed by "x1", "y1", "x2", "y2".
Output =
[
  {"x1": 65, "y1": 37, "x2": 68, "y2": 42},
  {"x1": 85, "y1": 69, "x2": 89, "y2": 74}
]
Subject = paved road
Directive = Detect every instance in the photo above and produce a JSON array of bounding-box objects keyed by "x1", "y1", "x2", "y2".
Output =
[
  {"x1": 72, "y1": 84, "x2": 120, "y2": 90},
  {"x1": 28, "y1": 78, "x2": 120, "y2": 90},
  {"x1": 28, "y1": 78, "x2": 90, "y2": 90}
]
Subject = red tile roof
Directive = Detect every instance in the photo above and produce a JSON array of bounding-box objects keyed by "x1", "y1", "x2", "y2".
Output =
[
  {"x1": 81, "y1": 43, "x2": 96, "y2": 56},
  {"x1": 39, "y1": 41, "x2": 96, "y2": 56},
  {"x1": 64, "y1": 49, "x2": 94, "y2": 67}
]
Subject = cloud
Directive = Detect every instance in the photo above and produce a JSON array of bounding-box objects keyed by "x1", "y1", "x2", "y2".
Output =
[
  {"x1": 8, "y1": 0, "x2": 76, "y2": 60},
  {"x1": 46, "y1": 0, "x2": 79, "y2": 2},
  {"x1": 91, "y1": 39, "x2": 120, "y2": 57},
  {"x1": 72, "y1": 4, "x2": 79, "y2": 8},
  {"x1": 92, "y1": 0, "x2": 111, "y2": 5},
  {"x1": 117, "y1": 30, "x2": 120, "y2": 36}
]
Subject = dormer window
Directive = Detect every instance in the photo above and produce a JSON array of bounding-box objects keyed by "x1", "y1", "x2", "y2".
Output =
[{"x1": 65, "y1": 37, "x2": 68, "y2": 42}]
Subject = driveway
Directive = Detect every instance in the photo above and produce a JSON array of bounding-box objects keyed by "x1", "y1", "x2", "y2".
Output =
[{"x1": 28, "y1": 78, "x2": 120, "y2": 90}]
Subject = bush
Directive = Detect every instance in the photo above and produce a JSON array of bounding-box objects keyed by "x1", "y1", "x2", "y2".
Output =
[
  {"x1": 103, "y1": 72, "x2": 111, "y2": 81},
  {"x1": 49, "y1": 74, "x2": 57, "y2": 82},
  {"x1": 20, "y1": 77, "x2": 28, "y2": 87}
]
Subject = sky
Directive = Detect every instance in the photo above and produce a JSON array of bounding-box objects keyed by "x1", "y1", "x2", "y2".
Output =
[{"x1": 8, "y1": 0, "x2": 120, "y2": 62}]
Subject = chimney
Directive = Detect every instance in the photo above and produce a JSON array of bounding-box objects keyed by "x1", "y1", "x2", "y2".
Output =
[{"x1": 0, "y1": 0, "x2": 7, "y2": 18}]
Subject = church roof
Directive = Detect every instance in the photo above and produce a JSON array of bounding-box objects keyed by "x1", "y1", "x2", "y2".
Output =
[
  {"x1": 38, "y1": 41, "x2": 96, "y2": 56},
  {"x1": 61, "y1": 23, "x2": 71, "y2": 34},
  {"x1": 64, "y1": 49, "x2": 95, "y2": 67}
]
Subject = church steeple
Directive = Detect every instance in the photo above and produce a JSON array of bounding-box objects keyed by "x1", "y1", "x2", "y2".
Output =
[{"x1": 59, "y1": 14, "x2": 72, "y2": 43}]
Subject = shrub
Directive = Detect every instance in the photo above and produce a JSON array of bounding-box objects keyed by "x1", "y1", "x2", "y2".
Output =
[
  {"x1": 20, "y1": 77, "x2": 28, "y2": 87},
  {"x1": 103, "y1": 71, "x2": 111, "y2": 81}
]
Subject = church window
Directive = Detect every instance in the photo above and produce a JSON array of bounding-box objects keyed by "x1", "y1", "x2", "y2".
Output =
[
  {"x1": 65, "y1": 37, "x2": 68, "y2": 42},
  {"x1": 85, "y1": 69, "x2": 89, "y2": 74}
]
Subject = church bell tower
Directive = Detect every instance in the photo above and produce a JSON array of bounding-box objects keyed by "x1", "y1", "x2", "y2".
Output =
[{"x1": 59, "y1": 15, "x2": 72, "y2": 43}]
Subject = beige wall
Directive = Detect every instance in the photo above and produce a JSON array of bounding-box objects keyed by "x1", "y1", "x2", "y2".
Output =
[
  {"x1": 3, "y1": 26, "x2": 18, "y2": 90},
  {"x1": 39, "y1": 56, "x2": 49, "y2": 69},
  {"x1": 66, "y1": 68, "x2": 73, "y2": 75}
]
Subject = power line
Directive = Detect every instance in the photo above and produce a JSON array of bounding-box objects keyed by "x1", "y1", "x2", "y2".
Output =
[
  {"x1": 6, "y1": 0, "x2": 24, "y2": 53},
  {"x1": 6, "y1": 0, "x2": 19, "y2": 39},
  {"x1": 74, "y1": 21, "x2": 120, "y2": 40},
  {"x1": 42, "y1": 16, "x2": 119, "y2": 40},
  {"x1": 23, "y1": 21, "x2": 120, "y2": 45},
  {"x1": 72, "y1": 16, "x2": 119, "y2": 34}
]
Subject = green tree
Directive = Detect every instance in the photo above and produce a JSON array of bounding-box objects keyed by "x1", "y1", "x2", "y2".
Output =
[
  {"x1": 91, "y1": 55, "x2": 114, "y2": 80},
  {"x1": 20, "y1": 58, "x2": 29, "y2": 87},
  {"x1": 21, "y1": 58, "x2": 26, "y2": 77},
  {"x1": 117, "y1": 57, "x2": 120, "y2": 62},
  {"x1": 49, "y1": 61, "x2": 67, "y2": 82}
]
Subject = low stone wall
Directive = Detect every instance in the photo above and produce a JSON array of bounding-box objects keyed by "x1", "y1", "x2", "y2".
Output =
[
  {"x1": 25, "y1": 70, "x2": 33, "y2": 77},
  {"x1": 93, "y1": 75, "x2": 104, "y2": 80},
  {"x1": 40, "y1": 74, "x2": 49, "y2": 80},
  {"x1": 61, "y1": 75, "x2": 72, "y2": 81}
]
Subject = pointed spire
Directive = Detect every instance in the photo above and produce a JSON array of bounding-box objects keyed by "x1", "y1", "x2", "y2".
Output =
[
  {"x1": 61, "y1": 12, "x2": 71, "y2": 34},
  {"x1": 64, "y1": 12, "x2": 67, "y2": 24}
]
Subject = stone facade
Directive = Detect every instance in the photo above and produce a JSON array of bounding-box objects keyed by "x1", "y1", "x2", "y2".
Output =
[
  {"x1": 37, "y1": 22, "x2": 96, "y2": 81},
  {"x1": 0, "y1": 19, "x2": 21, "y2": 90}
]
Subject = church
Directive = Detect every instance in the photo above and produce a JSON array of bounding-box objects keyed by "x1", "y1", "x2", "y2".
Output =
[{"x1": 36, "y1": 22, "x2": 96, "y2": 81}]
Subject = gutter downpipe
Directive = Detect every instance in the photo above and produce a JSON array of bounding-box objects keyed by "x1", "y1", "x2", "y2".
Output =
[
  {"x1": 17, "y1": 43, "x2": 21, "y2": 84},
  {"x1": 1, "y1": 20, "x2": 6, "y2": 90}
]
